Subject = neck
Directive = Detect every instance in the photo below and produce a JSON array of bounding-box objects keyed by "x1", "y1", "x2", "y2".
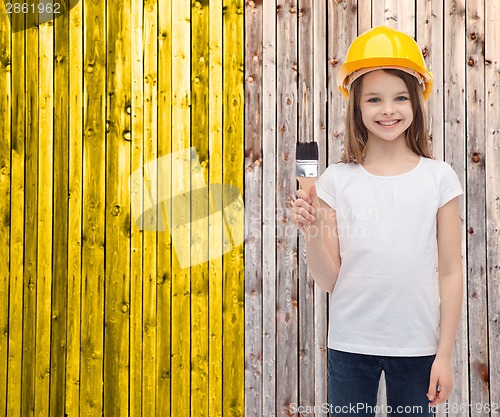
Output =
[{"x1": 363, "y1": 133, "x2": 417, "y2": 163}]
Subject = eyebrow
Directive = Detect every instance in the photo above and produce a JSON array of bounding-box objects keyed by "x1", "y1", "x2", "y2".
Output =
[{"x1": 363, "y1": 91, "x2": 409, "y2": 97}]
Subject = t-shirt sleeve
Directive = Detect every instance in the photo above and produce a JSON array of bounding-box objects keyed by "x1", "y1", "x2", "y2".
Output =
[
  {"x1": 438, "y1": 162, "x2": 463, "y2": 208},
  {"x1": 316, "y1": 164, "x2": 336, "y2": 210}
]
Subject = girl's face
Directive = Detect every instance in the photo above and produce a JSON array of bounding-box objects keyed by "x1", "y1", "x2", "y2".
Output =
[{"x1": 358, "y1": 70, "x2": 414, "y2": 143}]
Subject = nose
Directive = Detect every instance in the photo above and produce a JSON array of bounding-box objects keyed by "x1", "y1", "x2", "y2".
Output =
[{"x1": 382, "y1": 104, "x2": 395, "y2": 116}]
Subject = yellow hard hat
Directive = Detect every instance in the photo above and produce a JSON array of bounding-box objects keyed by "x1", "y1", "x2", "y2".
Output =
[{"x1": 337, "y1": 26, "x2": 433, "y2": 100}]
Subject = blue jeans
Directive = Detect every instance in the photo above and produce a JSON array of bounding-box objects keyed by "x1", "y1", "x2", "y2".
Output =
[{"x1": 328, "y1": 349, "x2": 436, "y2": 417}]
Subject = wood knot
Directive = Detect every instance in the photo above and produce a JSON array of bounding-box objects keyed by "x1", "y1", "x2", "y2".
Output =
[
  {"x1": 422, "y1": 47, "x2": 429, "y2": 58},
  {"x1": 473, "y1": 362, "x2": 489, "y2": 385},
  {"x1": 329, "y1": 57, "x2": 339, "y2": 66},
  {"x1": 470, "y1": 32, "x2": 477, "y2": 41},
  {"x1": 468, "y1": 57, "x2": 475, "y2": 66},
  {"x1": 468, "y1": 227, "x2": 474, "y2": 234},
  {"x1": 472, "y1": 152, "x2": 480, "y2": 163}
]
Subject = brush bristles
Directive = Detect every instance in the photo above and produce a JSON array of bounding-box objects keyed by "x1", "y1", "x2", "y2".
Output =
[{"x1": 296, "y1": 142, "x2": 319, "y2": 161}]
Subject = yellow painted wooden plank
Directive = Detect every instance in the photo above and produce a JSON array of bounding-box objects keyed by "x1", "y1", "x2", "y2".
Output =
[
  {"x1": 143, "y1": 0, "x2": 158, "y2": 414},
  {"x1": 171, "y1": 0, "x2": 191, "y2": 414},
  {"x1": 208, "y1": 1, "x2": 223, "y2": 415},
  {"x1": 0, "y1": 2, "x2": 11, "y2": 415},
  {"x1": 156, "y1": 0, "x2": 172, "y2": 414},
  {"x1": 21, "y1": 13, "x2": 39, "y2": 416},
  {"x1": 222, "y1": 1, "x2": 245, "y2": 415},
  {"x1": 35, "y1": 17, "x2": 54, "y2": 417},
  {"x1": 51, "y1": 8, "x2": 70, "y2": 417},
  {"x1": 191, "y1": 1, "x2": 210, "y2": 415},
  {"x1": 7, "y1": 13, "x2": 25, "y2": 417},
  {"x1": 66, "y1": 1, "x2": 84, "y2": 415},
  {"x1": 130, "y1": 0, "x2": 144, "y2": 412},
  {"x1": 81, "y1": 0, "x2": 106, "y2": 413},
  {"x1": 104, "y1": 0, "x2": 132, "y2": 414}
]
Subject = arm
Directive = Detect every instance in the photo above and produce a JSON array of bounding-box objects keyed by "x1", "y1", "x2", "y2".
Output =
[
  {"x1": 427, "y1": 196, "x2": 464, "y2": 406},
  {"x1": 291, "y1": 183, "x2": 341, "y2": 293}
]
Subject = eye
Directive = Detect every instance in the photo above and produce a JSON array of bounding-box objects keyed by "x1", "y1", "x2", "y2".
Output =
[
  {"x1": 367, "y1": 97, "x2": 380, "y2": 103},
  {"x1": 396, "y1": 96, "x2": 409, "y2": 102}
]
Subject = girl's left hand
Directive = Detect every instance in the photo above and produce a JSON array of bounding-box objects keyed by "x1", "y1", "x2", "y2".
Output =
[{"x1": 427, "y1": 356, "x2": 454, "y2": 407}]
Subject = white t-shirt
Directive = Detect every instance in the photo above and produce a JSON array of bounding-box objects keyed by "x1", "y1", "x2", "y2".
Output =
[{"x1": 315, "y1": 156, "x2": 463, "y2": 356}]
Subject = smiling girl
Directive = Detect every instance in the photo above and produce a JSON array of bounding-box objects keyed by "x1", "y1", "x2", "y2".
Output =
[{"x1": 290, "y1": 26, "x2": 464, "y2": 417}]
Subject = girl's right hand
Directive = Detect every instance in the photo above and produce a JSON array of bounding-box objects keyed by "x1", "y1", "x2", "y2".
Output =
[{"x1": 290, "y1": 182, "x2": 320, "y2": 233}]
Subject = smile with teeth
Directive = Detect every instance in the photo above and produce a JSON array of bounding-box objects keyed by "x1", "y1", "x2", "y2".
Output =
[{"x1": 377, "y1": 120, "x2": 401, "y2": 126}]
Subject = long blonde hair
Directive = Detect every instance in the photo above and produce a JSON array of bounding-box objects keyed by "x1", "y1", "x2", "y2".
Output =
[{"x1": 340, "y1": 69, "x2": 433, "y2": 163}]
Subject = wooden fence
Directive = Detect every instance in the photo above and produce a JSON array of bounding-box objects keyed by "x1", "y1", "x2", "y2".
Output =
[
  {"x1": 0, "y1": 0, "x2": 499, "y2": 416},
  {"x1": 0, "y1": 0, "x2": 244, "y2": 416},
  {"x1": 244, "y1": 0, "x2": 499, "y2": 417}
]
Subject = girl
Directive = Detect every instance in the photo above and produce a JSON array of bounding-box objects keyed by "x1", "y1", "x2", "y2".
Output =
[{"x1": 290, "y1": 26, "x2": 464, "y2": 417}]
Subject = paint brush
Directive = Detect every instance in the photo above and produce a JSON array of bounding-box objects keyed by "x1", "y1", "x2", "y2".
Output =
[{"x1": 296, "y1": 141, "x2": 318, "y2": 194}]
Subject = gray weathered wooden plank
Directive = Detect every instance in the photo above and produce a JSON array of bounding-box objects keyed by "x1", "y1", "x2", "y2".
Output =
[
  {"x1": 417, "y1": 0, "x2": 445, "y2": 160},
  {"x1": 313, "y1": 0, "x2": 328, "y2": 414},
  {"x1": 262, "y1": 0, "x2": 277, "y2": 415},
  {"x1": 298, "y1": 0, "x2": 316, "y2": 412},
  {"x1": 485, "y1": 0, "x2": 500, "y2": 411},
  {"x1": 465, "y1": 1, "x2": 490, "y2": 415},
  {"x1": 444, "y1": 1, "x2": 469, "y2": 416},
  {"x1": 244, "y1": 0, "x2": 263, "y2": 415},
  {"x1": 417, "y1": 4, "x2": 445, "y2": 417},
  {"x1": 357, "y1": 0, "x2": 371, "y2": 33},
  {"x1": 276, "y1": 1, "x2": 299, "y2": 415}
]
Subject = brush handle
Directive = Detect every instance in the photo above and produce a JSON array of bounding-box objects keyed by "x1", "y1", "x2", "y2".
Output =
[{"x1": 296, "y1": 176, "x2": 317, "y2": 195}]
